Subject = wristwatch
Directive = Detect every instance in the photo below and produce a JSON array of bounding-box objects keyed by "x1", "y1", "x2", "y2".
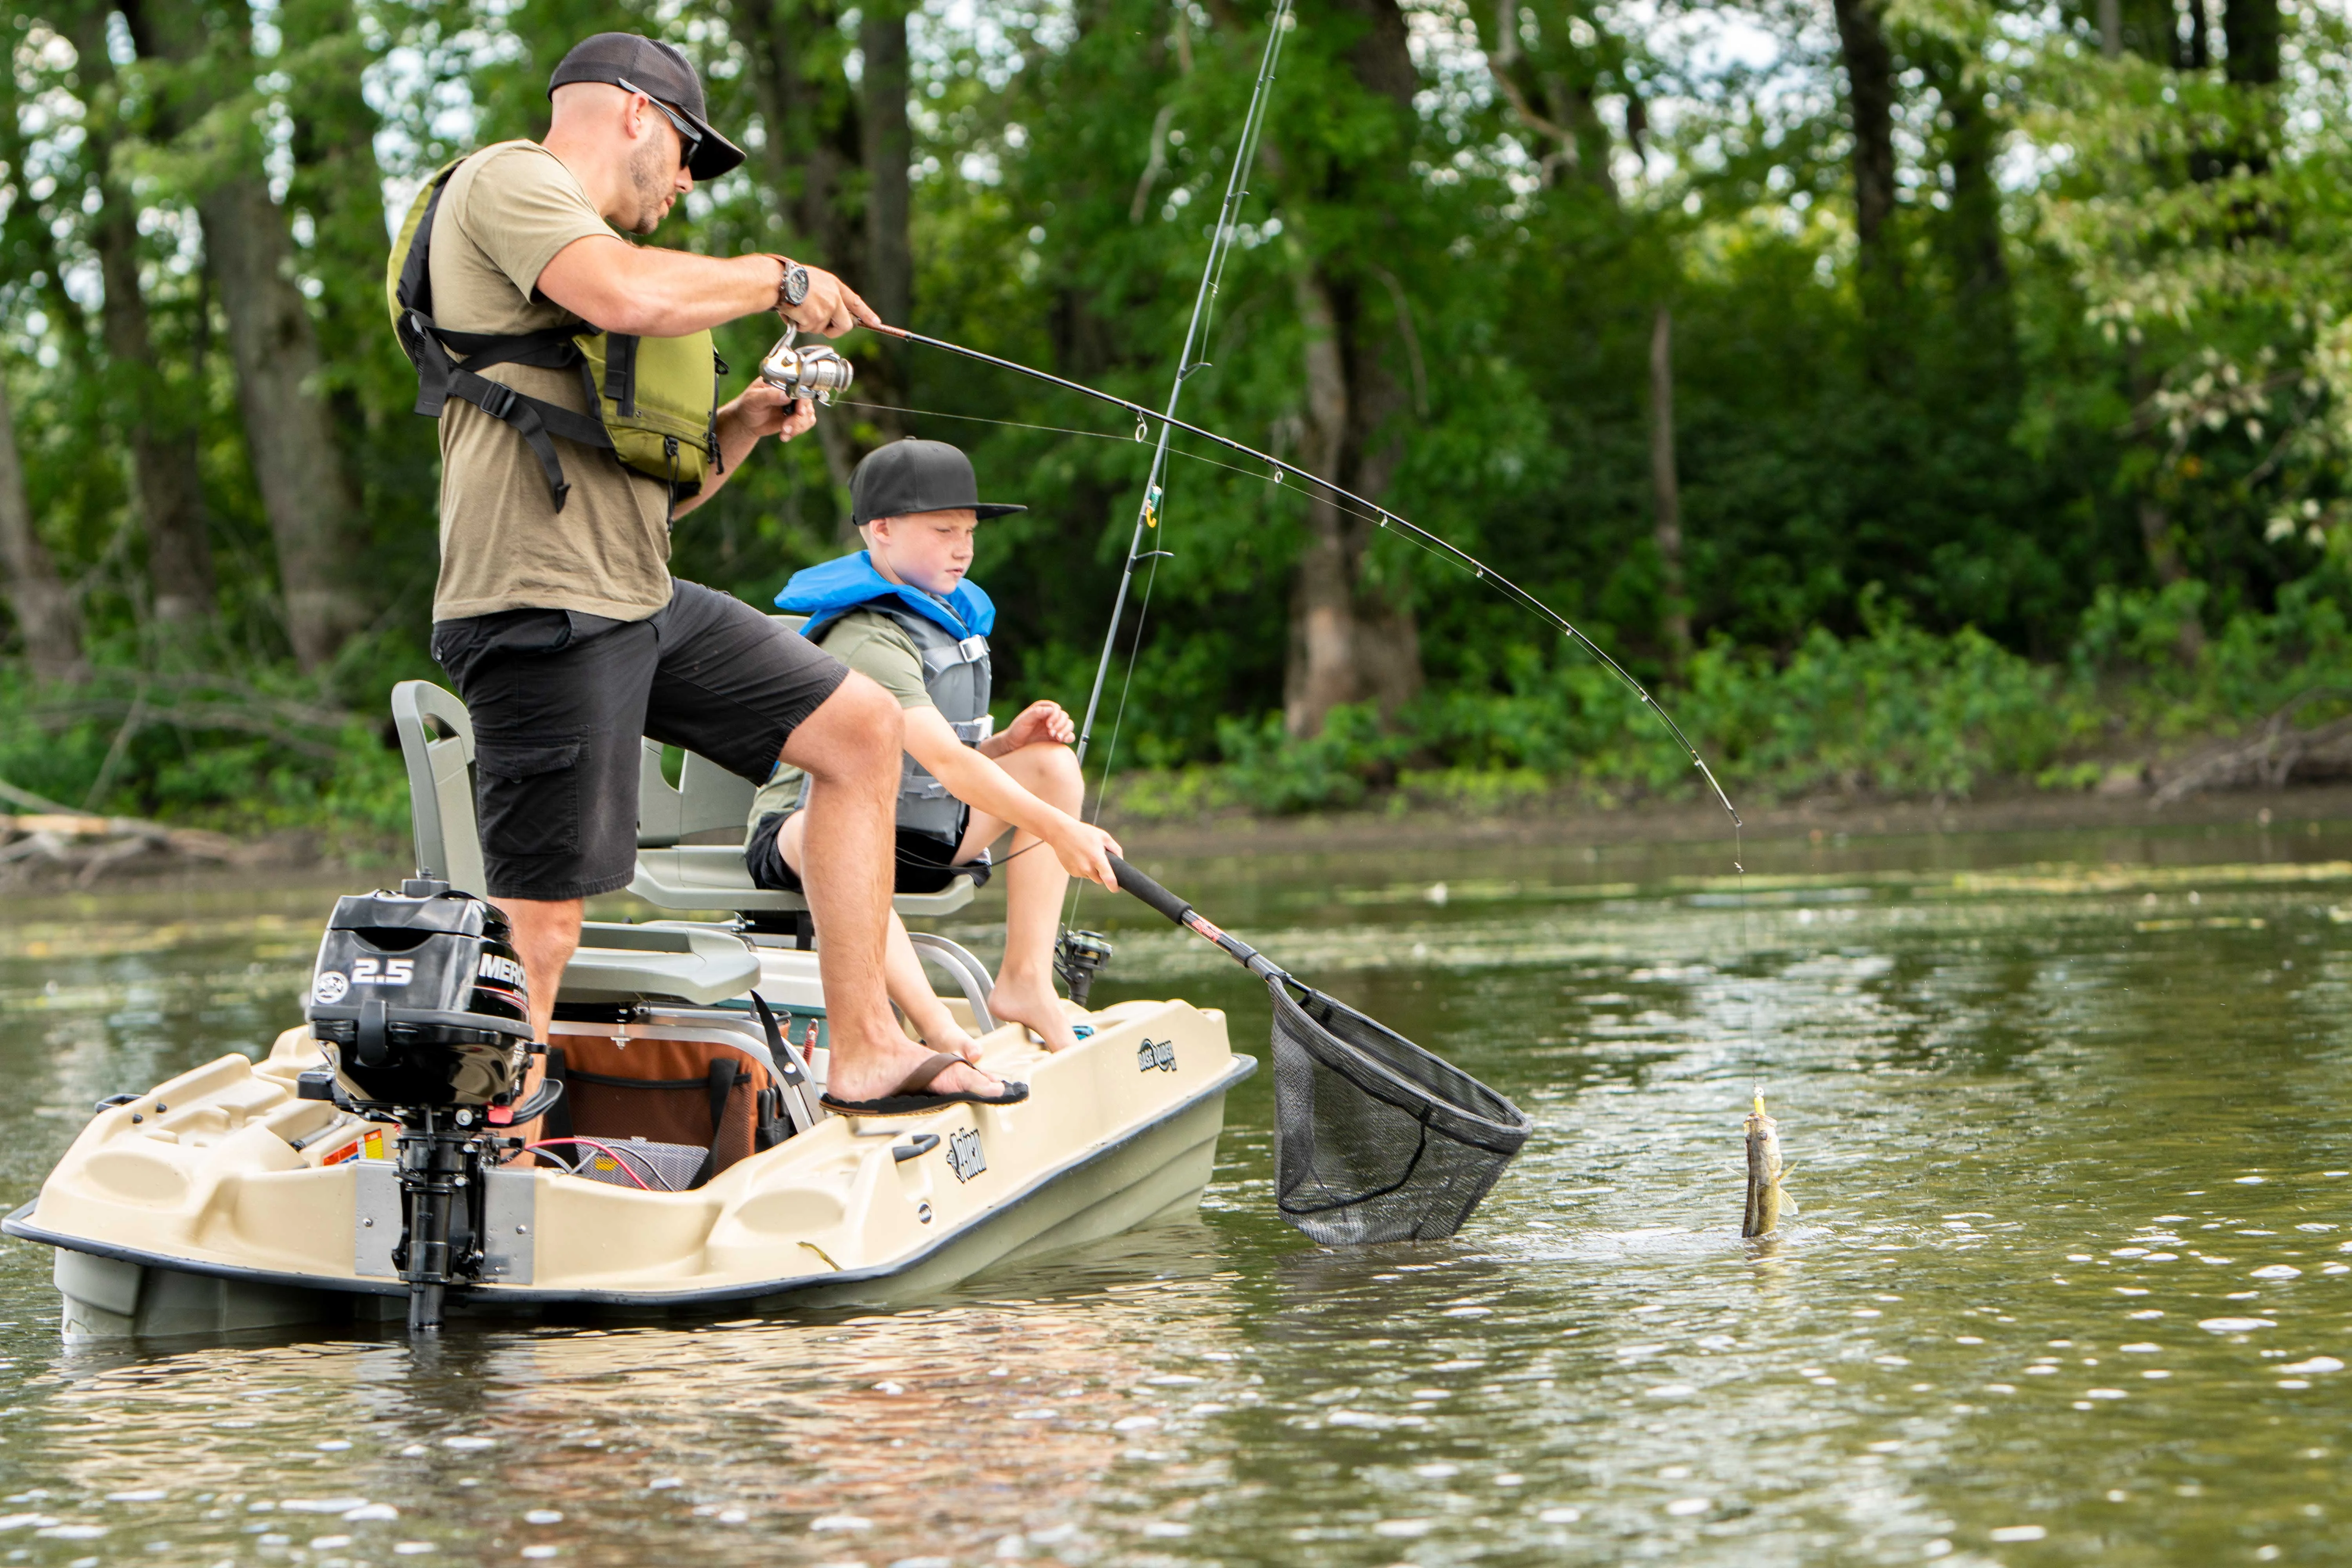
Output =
[{"x1": 774, "y1": 256, "x2": 810, "y2": 310}]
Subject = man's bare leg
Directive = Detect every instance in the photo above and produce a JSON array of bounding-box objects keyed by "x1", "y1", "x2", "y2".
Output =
[
  {"x1": 783, "y1": 675, "x2": 1004, "y2": 1102},
  {"x1": 775, "y1": 811, "x2": 980, "y2": 1063},
  {"x1": 488, "y1": 895, "x2": 582, "y2": 1149},
  {"x1": 958, "y1": 742, "x2": 1086, "y2": 1052}
]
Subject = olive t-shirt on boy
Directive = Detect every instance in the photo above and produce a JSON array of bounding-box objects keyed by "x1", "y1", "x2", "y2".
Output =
[
  {"x1": 428, "y1": 140, "x2": 675, "y2": 624},
  {"x1": 746, "y1": 609, "x2": 934, "y2": 823}
]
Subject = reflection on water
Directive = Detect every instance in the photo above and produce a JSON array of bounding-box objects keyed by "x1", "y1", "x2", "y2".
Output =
[{"x1": 2, "y1": 820, "x2": 2352, "y2": 1564}]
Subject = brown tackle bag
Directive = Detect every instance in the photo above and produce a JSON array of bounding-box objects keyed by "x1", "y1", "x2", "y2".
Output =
[{"x1": 542, "y1": 1020, "x2": 795, "y2": 1189}]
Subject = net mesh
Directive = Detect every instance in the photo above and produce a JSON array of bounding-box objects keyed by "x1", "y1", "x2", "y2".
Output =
[{"x1": 1269, "y1": 977, "x2": 1532, "y2": 1245}]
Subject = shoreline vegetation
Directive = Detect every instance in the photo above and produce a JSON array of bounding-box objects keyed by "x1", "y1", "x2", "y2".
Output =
[{"x1": 6, "y1": 581, "x2": 2352, "y2": 886}]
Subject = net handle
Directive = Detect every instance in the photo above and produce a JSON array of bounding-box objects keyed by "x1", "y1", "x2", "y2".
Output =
[{"x1": 1110, "y1": 855, "x2": 1287, "y2": 983}]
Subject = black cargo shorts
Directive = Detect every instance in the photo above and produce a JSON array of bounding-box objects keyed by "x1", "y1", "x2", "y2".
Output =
[{"x1": 430, "y1": 579, "x2": 848, "y2": 902}]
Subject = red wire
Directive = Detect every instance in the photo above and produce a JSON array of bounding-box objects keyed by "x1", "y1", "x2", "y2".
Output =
[{"x1": 524, "y1": 1137, "x2": 659, "y2": 1191}]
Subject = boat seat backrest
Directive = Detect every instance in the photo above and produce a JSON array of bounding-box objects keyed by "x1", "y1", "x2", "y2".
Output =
[
  {"x1": 636, "y1": 743, "x2": 757, "y2": 848},
  {"x1": 390, "y1": 680, "x2": 488, "y2": 898},
  {"x1": 634, "y1": 616, "x2": 806, "y2": 850}
]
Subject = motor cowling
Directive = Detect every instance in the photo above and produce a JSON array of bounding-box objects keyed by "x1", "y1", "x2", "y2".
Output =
[{"x1": 305, "y1": 879, "x2": 532, "y2": 1109}]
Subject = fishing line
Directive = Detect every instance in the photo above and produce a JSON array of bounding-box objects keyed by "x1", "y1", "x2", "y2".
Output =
[{"x1": 875, "y1": 319, "x2": 1742, "y2": 831}]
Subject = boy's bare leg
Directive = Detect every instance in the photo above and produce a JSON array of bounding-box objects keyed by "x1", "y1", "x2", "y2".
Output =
[
  {"x1": 778, "y1": 812, "x2": 981, "y2": 1064},
  {"x1": 781, "y1": 676, "x2": 1004, "y2": 1101},
  {"x1": 958, "y1": 741, "x2": 1086, "y2": 1052}
]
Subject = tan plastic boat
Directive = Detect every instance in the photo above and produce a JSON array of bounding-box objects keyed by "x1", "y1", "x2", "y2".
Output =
[{"x1": 4, "y1": 680, "x2": 1254, "y2": 1338}]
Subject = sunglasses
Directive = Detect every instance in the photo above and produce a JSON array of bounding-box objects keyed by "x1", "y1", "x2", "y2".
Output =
[{"x1": 615, "y1": 76, "x2": 702, "y2": 171}]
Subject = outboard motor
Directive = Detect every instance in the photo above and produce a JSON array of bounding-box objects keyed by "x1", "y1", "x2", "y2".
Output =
[{"x1": 304, "y1": 878, "x2": 554, "y2": 1332}]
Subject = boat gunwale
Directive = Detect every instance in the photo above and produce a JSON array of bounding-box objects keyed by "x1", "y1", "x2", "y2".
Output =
[{"x1": 2, "y1": 1052, "x2": 1257, "y2": 1309}]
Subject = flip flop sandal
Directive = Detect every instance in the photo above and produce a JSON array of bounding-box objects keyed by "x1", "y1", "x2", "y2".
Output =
[{"x1": 820, "y1": 1051, "x2": 1031, "y2": 1118}]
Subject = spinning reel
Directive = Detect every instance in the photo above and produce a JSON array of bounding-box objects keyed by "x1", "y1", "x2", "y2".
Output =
[
  {"x1": 1054, "y1": 929, "x2": 1116, "y2": 1010},
  {"x1": 759, "y1": 327, "x2": 855, "y2": 405},
  {"x1": 302, "y1": 879, "x2": 558, "y2": 1331}
]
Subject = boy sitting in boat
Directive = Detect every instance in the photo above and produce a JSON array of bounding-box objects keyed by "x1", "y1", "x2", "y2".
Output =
[{"x1": 746, "y1": 437, "x2": 1123, "y2": 1055}]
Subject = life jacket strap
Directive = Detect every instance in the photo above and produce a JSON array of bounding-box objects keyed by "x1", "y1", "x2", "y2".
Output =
[
  {"x1": 918, "y1": 634, "x2": 990, "y2": 677},
  {"x1": 403, "y1": 310, "x2": 611, "y2": 512}
]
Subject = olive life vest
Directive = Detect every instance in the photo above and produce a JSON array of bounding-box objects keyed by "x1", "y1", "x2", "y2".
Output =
[
  {"x1": 385, "y1": 151, "x2": 725, "y2": 512},
  {"x1": 780, "y1": 554, "x2": 995, "y2": 848}
]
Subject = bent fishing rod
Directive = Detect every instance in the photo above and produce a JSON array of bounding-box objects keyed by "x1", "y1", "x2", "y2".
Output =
[
  {"x1": 854, "y1": 320, "x2": 1741, "y2": 827},
  {"x1": 1073, "y1": 0, "x2": 1294, "y2": 774}
]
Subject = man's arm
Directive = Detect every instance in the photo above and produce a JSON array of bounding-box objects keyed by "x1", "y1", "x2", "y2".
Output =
[
  {"x1": 902, "y1": 708, "x2": 1120, "y2": 889},
  {"x1": 537, "y1": 237, "x2": 876, "y2": 338}
]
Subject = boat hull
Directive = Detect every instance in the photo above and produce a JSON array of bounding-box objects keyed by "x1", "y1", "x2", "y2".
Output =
[{"x1": 8, "y1": 998, "x2": 1251, "y2": 1339}]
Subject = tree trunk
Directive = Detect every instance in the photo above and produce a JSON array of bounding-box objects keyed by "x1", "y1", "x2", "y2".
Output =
[
  {"x1": 1648, "y1": 306, "x2": 1690, "y2": 679},
  {"x1": 200, "y1": 176, "x2": 370, "y2": 670},
  {"x1": 857, "y1": 0, "x2": 913, "y2": 451},
  {"x1": 860, "y1": 0, "x2": 913, "y2": 327},
  {"x1": 281, "y1": 0, "x2": 391, "y2": 470},
  {"x1": 2223, "y1": 0, "x2": 2280, "y2": 84},
  {"x1": 0, "y1": 375, "x2": 85, "y2": 682},
  {"x1": 735, "y1": 0, "x2": 889, "y2": 518},
  {"x1": 1281, "y1": 256, "x2": 1421, "y2": 739},
  {"x1": 70, "y1": 3, "x2": 216, "y2": 627},
  {"x1": 135, "y1": 0, "x2": 366, "y2": 671},
  {"x1": 1830, "y1": 0, "x2": 1901, "y2": 291},
  {"x1": 1931, "y1": 43, "x2": 2019, "y2": 404},
  {"x1": 1258, "y1": 0, "x2": 1426, "y2": 739}
]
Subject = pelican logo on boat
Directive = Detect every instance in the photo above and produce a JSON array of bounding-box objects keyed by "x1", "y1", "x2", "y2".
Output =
[
  {"x1": 946, "y1": 1126, "x2": 987, "y2": 1183},
  {"x1": 476, "y1": 953, "x2": 525, "y2": 987},
  {"x1": 1137, "y1": 1038, "x2": 1176, "y2": 1073}
]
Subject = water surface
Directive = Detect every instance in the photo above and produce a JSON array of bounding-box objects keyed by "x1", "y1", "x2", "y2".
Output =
[{"x1": 1, "y1": 815, "x2": 2348, "y2": 1565}]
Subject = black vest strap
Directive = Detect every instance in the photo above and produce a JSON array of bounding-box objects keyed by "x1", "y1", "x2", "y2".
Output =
[
  {"x1": 401, "y1": 309, "x2": 611, "y2": 512},
  {"x1": 393, "y1": 156, "x2": 617, "y2": 513}
]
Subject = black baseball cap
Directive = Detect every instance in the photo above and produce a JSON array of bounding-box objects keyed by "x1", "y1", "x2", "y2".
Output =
[
  {"x1": 853, "y1": 440, "x2": 1027, "y2": 528},
  {"x1": 549, "y1": 33, "x2": 745, "y2": 181}
]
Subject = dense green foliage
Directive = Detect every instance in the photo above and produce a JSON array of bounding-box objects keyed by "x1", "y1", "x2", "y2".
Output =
[{"x1": 0, "y1": 0, "x2": 2345, "y2": 837}]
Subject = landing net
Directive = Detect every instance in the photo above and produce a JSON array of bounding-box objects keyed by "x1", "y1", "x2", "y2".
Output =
[{"x1": 1269, "y1": 979, "x2": 1532, "y2": 1245}]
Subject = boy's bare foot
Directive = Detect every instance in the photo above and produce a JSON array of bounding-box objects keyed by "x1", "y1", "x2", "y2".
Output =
[
  {"x1": 922, "y1": 1022, "x2": 984, "y2": 1065},
  {"x1": 989, "y1": 975, "x2": 1082, "y2": 1053}
]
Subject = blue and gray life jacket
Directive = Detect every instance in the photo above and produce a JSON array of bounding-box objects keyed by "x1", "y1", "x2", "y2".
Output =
[{"x1": 778, "y1": 553, "x2": 994, "y2": 848}]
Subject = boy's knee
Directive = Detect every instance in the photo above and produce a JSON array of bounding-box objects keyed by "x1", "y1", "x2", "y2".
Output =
[{"x1": 1020, "y1": 739, "x2": 1083, "y2": 806}]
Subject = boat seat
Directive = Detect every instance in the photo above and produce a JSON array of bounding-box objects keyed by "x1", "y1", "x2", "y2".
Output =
[
  {"x1": 390, "y1": 681, "x2": 764, "y2": 1008},
  {"x1": 628, "y1": 615, "x2": 979, "y2": 921}
]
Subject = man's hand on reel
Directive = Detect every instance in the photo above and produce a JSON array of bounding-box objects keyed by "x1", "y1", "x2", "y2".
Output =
[{"x1": 717, "y1": 381, "x2": 817, "y2": 448}]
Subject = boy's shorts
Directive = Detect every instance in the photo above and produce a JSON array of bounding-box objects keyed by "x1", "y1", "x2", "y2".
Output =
[
  {"x1": 746, "y1": 811, "x2": 993, "y2": 896},
  {"x1": 431, "y1": 579, "x2": 848, "y2": 902}
]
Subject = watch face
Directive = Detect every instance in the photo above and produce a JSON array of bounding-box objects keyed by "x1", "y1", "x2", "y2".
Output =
[{"x1": 784, "y1": 264, "x2": 810, "y2": 307}]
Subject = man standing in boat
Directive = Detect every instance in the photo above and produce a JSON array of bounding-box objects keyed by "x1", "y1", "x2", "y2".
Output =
[{"x1": 412, "y1": 33, "x2": 1021, "y2": 1116}]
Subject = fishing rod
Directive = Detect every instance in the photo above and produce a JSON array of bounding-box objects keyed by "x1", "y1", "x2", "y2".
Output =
[
  {"x1": 864, "y1": 318, "x2": 1742, "y2": 827},
  {"x1": 1072, "y1": 0, "x2": 1295, "y2": 772}
]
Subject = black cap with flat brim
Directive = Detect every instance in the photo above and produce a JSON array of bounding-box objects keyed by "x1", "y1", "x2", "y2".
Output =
[
  {"x1": 853, "y1": 439, "x2": 1027, "y2": 528},
  {"x1": 549, "y1": 33, "x2": 746, "y2": 182}
]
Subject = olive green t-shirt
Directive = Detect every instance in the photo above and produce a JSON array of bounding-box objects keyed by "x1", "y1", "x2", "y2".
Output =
[
  {"x1": 748, "y1": 610, "x2": 934, "y2": 823},
  {"x1": 429, "y1": 141, "x2": 675, "y2": 623}
]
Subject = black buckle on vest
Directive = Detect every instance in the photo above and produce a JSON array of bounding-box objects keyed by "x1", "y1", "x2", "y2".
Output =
[{"x1": 479, "y1": 380, "x2": 518, "y2": 420}]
